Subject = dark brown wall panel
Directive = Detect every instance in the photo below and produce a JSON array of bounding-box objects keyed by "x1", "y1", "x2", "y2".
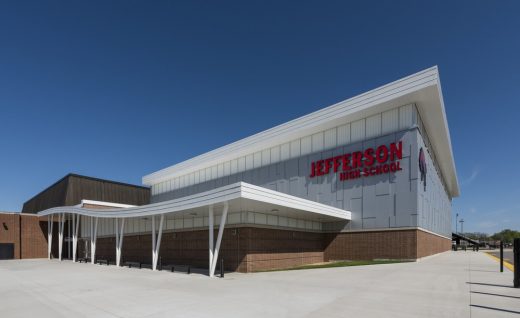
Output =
[
  {"x1": 22, "y1": 178, "x2": 68, "y2": 214},
  {"x1": 66, "y1": 175, "x2": 149, "y2": 208},
  {"x1": 22, "y1": 174, "x2": 150, "y2": 214}
]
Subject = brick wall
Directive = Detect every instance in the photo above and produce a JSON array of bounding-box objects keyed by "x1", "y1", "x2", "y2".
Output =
[
  {"x1": 0, "y1": 213, "x2": 58, "y2": 259},
  {"x1": 20, "y1": 215, "x2": 48, "y2": 259},
  {"x1": 0, "y1": 213, "x2": 20, "y2": 259},
  {"x1": 244, "y1": 228, "x2": 324, "y2": 272},
  {"x1": 324, "y1": 229, "x2": 418, "y2": 260},
  {"x1": 78, "y1": 227, "x2": 451, "y2": 272},
  {"x1": 324, "y1": 228, "x2": 451, "y2": 261},
  {"x1": 82, "y1": 227, "x2": 324, "y2": 272},
  {"x1": 416, "y1": 229, "x2": 451, "y2": 258}
]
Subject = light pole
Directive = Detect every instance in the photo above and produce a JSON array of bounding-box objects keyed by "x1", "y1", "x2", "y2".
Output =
[
  {"x1": 459, "y1": 219, "x2": 464, "y2": 235},
  {"x1": 456, "y1": 213, "x2": 459, "y2": 233}
]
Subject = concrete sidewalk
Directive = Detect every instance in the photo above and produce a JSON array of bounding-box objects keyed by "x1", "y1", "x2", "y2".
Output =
[{"x1": 0, "y1": 251, "x2": 518, "y2": 317}]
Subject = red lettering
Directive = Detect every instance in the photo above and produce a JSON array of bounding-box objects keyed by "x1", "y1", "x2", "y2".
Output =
[
  {"x1": 364, "y1": 148, "x2": 375, "y2": 166},
  {"x1": 352, "y1": 152, "x2": 363, "y2": 168},
  {"x1": 390, "y1": 141, "x2": 403, "y2": 161},
  {"x1": 324, "y1": 158, "x2": 333, "y2": 174},
  {"x1": 316, "y1": 160, "x2": 323, "y2": 176},
  {"x1": 383, "y1": 164, "x2": 389, "y2": 173},
  {"x1": 376, "y1": 145, "x2": 389, "y2": 163},
  {"x1": 342, "y1": 154, "x2": 351, "y2": 171},
  {"x1": 309, "y1": 162, "x2": 316, "y2": 177},
  {"x1": 333, "y1": 156, "x2": 342, "y2": 172}
]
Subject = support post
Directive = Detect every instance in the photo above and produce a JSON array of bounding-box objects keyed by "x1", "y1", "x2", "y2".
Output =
[
  {"x1": 500, "y1": 241, "x2": 504, "y2": 273},
  {"x1": 68, "y1": 215, "x2": 71, "y2": 259},
  {"x1": 210, "y1": 202, "x2": 228, "y2": 277},
  {"x1": 115, "y1": 218, "x2": 125, "y2": 267},
  {"x1": 48, "y1": 214, "x2": 54, "y2": 259},
  {"x1": 151, "y1": 215, "x2": 164, "y2": 271},
  {"x1": 208, "y1": 205, "x2": 214, "y2": 276},
  {"x1": 115, "y1": 218, "x2": 119, "y2": 266},
  {"x1": 152, "y1": 215, "x2": 156, "y2": 269},
  {"x1": 514, "y1": 238, "x2": 519, "y2": 288},
  {"x1": 72, "y1": 214, "x2": 80, "y2": 262},
  {"x1": 58, "y1": 213, "x2": 65, "y2": 261},
  {"x1": 91, "y1": 217, "x2": 98, "y2": 264},
  {"x1": 71, "y1": 214, "x2": 75, "y2": 261}
]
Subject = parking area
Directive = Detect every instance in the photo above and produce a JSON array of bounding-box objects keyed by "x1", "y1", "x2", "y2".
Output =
[{"x1": 0, "y1": 251, "x2": 518, "y2": 318}]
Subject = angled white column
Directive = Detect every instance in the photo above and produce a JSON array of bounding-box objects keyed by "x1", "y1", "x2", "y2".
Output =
[
  {"x1": 68, "y1": 215, "x2": 71, "y2": 260},
  {"x1": 58, "y1": 213, "x2": 65, "y2": 261},
  {"x1": 208, "y1": 205, "x2": 214, "y2": 276},
  {"x1": 115, "y1": 218, "x2": 125, "y2": 267},
  {"x1": 48, "y1": 214, "x2": 54, "y2": 259},
  {"x1": 151, "y1": 214, "x2": 164, "y2": 271},
  {"x1": 89, "y1": 216, "x2": 92, "y2": 259},
  {"x1": 152, "y1": 216, "x2": 155, "y2": 268},
  {"x1": 91, "y1": 217, "x2": 98, "y2": 264},
  {"x1": 210, "y1": 202, "x2": 228, "y2": 277},
  {"x1": 72, "y1": 214, "x2": 80, "y2": 262}
]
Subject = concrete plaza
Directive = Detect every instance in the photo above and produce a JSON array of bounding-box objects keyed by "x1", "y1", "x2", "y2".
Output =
[{"x1": 0, "y1": 251, "x2": 518, "y2": 318}]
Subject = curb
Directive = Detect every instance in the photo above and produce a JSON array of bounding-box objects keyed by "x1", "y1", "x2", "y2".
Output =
[{"x1": 484, "y1": 252, "x2": 515, "y2": 272}]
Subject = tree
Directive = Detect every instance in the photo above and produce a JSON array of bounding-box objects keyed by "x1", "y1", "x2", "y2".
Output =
[
  {"x1": 490, "y1": 229, "x2": 520, "y2": 243},
  {"x1": 465, "y1": 232, "x2": 489, "y2": 241}
]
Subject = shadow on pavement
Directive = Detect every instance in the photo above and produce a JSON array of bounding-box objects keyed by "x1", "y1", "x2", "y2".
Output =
[
  {"x1": 470, "y1": 304, "x2": 520, "y2": 315},
  {"x1": 471, "y1": 291, "x2": 520, "y2": 299},
  {"x1": 467, "y1": 282, "x2": 515, "y2": 289}
]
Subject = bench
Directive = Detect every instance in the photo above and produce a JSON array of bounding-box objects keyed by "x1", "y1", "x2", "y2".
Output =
[
  {"x1": 125, "y1": 261, "x2": 142, "y2": 269},
  {"x1": 78, "y1": 258, "x2": 90, "y2": 263},
  {"x1": 97, "y1": 259, "x2": 109, "y2": 266},
  {"x1": 161, "y1": 264, "x2": 191, "y2": 274}
]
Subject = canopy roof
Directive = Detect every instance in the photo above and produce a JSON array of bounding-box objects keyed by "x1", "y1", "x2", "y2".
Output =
[{"x1": 37, "y1": 182, "x2": 351, "y2": 222}]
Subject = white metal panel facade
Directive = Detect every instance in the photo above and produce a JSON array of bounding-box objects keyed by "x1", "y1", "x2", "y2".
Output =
[{"x1": 150, "y1": 104, "x2": 418, "y2": 196}]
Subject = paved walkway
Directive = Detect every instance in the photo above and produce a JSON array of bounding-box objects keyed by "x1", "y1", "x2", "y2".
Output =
[{"x1": 0, "y1": 251, "x2": 518, "y2": 317}]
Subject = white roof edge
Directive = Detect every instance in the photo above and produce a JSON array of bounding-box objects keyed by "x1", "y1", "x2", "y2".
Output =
[
  {"x1": 80, "y1": 199, "x2": 136, "y2": 209},
  {"x1": 36, "y1": 182, "x2": 351, "y2": 221},
  {"x1": 142, "y1": 67, "x2": 439, "y2": 184},
  {"x1": 143, "y1": 66, "x2": 459, "y2": 197},
  {"x1": 434, "y1": 72, "x2": 460, "y2": 197}
]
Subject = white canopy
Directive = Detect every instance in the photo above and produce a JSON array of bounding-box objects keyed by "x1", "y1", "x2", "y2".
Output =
[{"x1": 37, "y1": 182, "x2": 351, "y2": 222}]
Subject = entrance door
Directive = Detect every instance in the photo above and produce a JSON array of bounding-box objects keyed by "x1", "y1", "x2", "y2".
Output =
[{"x1": 0, "y1": 243, "x2": 14, "y2": 260}]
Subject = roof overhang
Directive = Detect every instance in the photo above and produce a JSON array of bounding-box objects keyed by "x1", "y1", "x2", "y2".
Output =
[
  {"x1": 143, "y1": 66, "x2": 459, "y2": 197},
  {"x1": 37, "y1": 182, "x2": 351, "y2": 222}
]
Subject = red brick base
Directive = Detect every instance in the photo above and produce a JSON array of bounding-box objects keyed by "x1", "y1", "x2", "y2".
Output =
[
  {"x1": 80, "y1": 227, "x2": 450, "y2": 272},
  {"x1": 0, "y1": 213, "x2": 52, "y2": 259},
  {"x1": 324, "y1": 229, "x2": 450, "y2": 261}
]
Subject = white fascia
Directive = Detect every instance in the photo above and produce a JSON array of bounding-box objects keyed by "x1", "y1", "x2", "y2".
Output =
[{"x1": 80, "y1": 199, "x2": 136, "y2": 209}]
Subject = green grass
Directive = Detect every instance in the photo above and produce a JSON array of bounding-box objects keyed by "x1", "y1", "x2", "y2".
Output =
[{"x1": 259, "y1": 259, "x2": 409, "y2": 272}]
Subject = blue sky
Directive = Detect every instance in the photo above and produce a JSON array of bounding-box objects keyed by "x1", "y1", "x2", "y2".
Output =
[{"x1": 0, "y1": 1, "x2": 519, "y2": 234}]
